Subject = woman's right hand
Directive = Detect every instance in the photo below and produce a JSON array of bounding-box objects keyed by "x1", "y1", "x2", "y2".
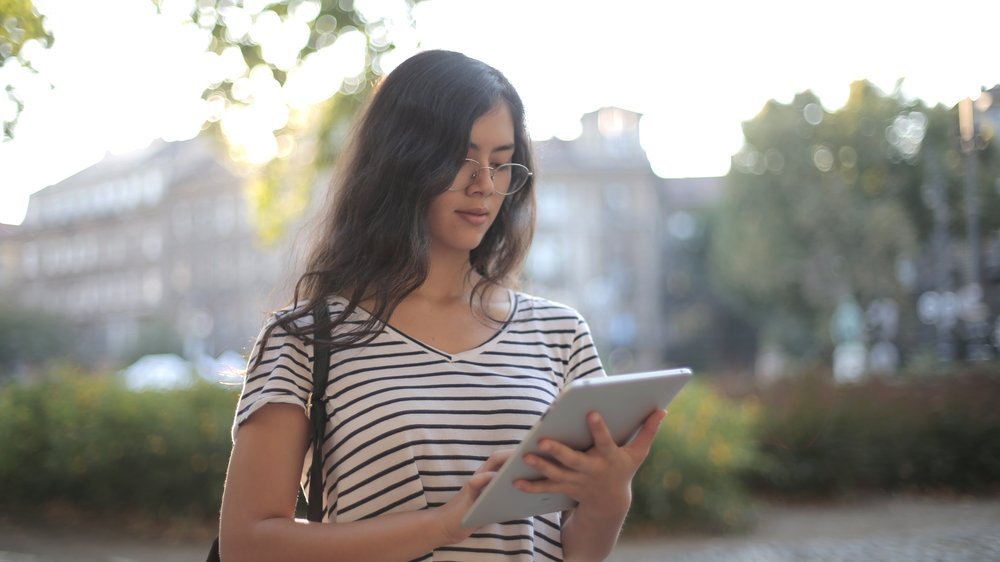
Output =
[{"x1": 435, "y1": 449, "x2": 514, "y2": 544}]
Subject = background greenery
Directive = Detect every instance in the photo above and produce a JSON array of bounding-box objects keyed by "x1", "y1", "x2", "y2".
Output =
[
  {"x1": 747, "y1": 365, "x2": 1000, "y2": 497},
  {"x1": 1, "y1": 366, "x2": 996, "y2": 532},
  {"x1": 0, "y1": 368, "x2": 238, "y2": 518}
]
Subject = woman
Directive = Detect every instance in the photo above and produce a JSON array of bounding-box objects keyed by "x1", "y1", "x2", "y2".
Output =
[{"x1": 219, "y1": 49, "x2": 666, "y2": 562}]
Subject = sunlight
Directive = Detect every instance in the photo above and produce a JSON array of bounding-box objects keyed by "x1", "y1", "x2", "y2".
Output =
[
  {"x1": 2, "y1": 0, "x2": 999, "y2": 224},
  {"x1": 640, "y1": 109, "x2": 743, "y2": 179}
]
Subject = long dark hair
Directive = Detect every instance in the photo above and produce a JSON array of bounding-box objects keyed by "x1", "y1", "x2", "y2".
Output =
[{"x1": 259, "y1": 50, "x2": 536, "y2": 359}]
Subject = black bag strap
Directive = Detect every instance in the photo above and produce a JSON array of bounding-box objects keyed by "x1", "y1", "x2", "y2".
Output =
[
  {"x1": 207, "y1": 300, "x2": 333, "y2": 561},
  {"x1": 307, "y1": 299, "x2": 331, "y2": 522}
]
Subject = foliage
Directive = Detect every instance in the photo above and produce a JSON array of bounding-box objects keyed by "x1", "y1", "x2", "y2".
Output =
[
  {"x1": 5, "y1": 364, "x2": 998, "y2": 533},
  {"x1": 628, "y1": 380, "x2": 761, "y2": 532},
  {"x1": 157, "y1": 0, "x2": 425, "y2": 242},
  {"x1": 658, "y1": 205, "x2": 759, "y2": 371},
  {"x1": 748, "y1": 367, "x2": 1000, "y2": 496},
  {"x1": 0, "y1": 303, "x2": 75, "y2": 374},
  {"x1": 708, "y1": 81, "x2": 1000, "y2": 361},
  {"x1": 5, "y1": 1, "x2": 424, "y2": 238},
  {"x1": 118, "y1": 318, "x2": 186, "y2": 367},
  {"x1": 0, "y1": 368, "x2": 239, "y2": 517},
  {"x1": 0, "y1": 0, "x2": 54, "y2": 140}
]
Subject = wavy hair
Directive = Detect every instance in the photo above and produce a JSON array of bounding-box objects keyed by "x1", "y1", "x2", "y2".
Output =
[{"x1": 259, "y1": 50, "x2": 536, "y2": 359}]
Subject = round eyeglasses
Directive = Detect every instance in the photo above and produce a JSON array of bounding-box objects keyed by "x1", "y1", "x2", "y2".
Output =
[{"x1": 447, "y1": 158, "x2": 532, "y2": 196}]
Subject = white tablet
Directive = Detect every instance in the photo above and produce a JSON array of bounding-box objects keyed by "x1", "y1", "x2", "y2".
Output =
[{"x1": 461, "y1": 368, "x2": 693, "y2": 528}]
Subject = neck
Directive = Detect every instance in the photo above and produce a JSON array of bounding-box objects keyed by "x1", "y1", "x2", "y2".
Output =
[{"x1": 416, "y1": 249, "x2": 476, "y2": 303}]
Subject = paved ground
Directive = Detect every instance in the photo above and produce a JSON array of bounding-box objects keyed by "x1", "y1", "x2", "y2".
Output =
[
  {"x1": 609, "y1": 496, "x2": 1000, "y2": 562},
  {"x1": 1, "y1": 495, "x2": 998, "y2": 561}
]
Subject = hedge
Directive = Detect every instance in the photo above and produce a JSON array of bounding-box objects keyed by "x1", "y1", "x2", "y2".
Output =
[
  {"x1": 628, "y1": 380, "x2": 761, "y2": 532},
  {"x1": 5, "y1": 365, "x2": 996, "y2": 533},
  {"x1": 0, "y1": 368, "x2": 238, "y2": 518},
  {"x1": 0, "y1": 370, "x2": 758, "y2": 532},
  {"x1": 747, "y1": 368, "x2": 1000, "y2": 496}
]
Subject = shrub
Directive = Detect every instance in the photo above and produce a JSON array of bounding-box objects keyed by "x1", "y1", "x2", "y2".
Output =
[
  {"x1": 0, "y1": 368, "x2": 239, "y2": 518},
  {"x1": 628, "y1": 380, "x2": 761, "y2": 532},
  {"x1": 749, "y1": 367, "x2": 1000, "y2": 496}
]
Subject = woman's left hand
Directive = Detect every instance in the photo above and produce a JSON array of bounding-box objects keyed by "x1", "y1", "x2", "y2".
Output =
[{"x1": 513, "y1": 409, "x2": 667, "y2": 520}]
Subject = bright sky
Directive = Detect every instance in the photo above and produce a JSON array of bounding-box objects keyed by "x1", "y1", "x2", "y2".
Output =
[{"x1": 1, "y1": 0, "x2": 997, "y2": 225}]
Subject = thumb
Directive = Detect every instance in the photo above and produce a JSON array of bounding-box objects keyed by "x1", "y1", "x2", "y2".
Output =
[{"x1": 626, "y1": 409, "x2": 667, "y2": 457}]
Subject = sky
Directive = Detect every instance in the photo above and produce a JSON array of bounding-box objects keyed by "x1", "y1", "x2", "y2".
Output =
[{"x1": 1, "y1": 0, "x2": 998, "y2": 225}]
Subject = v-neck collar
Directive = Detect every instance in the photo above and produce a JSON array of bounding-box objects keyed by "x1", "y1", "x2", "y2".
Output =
[{"x1": 364, "y1": 290, "x2": 519, "y2": 362}]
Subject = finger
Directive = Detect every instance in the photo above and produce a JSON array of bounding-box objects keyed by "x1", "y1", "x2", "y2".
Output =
[
  {"x1": 625, "y1": 409, "x2": 667, "y2": 458},
  {"x1": 536, "y1": 438, "x2": 589, "y2": 471},
  {"x1": 465, "y1": 470, "x2": 496, "y2": 496},
  {"x1": 513, "y1": 476, "x2": 573, "y2": 496},
  {"x1": 478, "y1": 449, "x2": 514, "y2": 473},
  {"x1": 587, "y1": 411, "x2": 618, "y2": 453},
  {"x1": 523, "y1": 452, "x2": 576, "y2": 482}
]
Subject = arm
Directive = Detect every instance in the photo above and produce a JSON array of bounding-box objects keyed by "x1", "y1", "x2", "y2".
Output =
[
  {"x1": 514, "y1": 409, "x2": 667, "y2": 562},
  {"x1": 219, "y1": 403, "x2": 508, "y2": 562}
]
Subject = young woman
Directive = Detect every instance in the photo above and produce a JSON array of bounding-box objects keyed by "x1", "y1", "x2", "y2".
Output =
[{"x1": 218, "y1": 49, "x2": 666, "y2": 562}]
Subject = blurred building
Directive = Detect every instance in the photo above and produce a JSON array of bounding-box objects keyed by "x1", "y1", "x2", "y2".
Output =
[
  {"x1": 0, "y1": 137, "x2": 295, "y2": 365},
  {"x1": 530, "y1": 107, "x2": 724, "y2": 372},
  {"x1": 1, "y1": 109, "x2": 726, "y2": 371}
]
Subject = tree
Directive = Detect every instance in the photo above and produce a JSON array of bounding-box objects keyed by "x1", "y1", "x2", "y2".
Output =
[
  {"x1": 157, "y1": 0, "x2": 424, "y2": 242},
  {"x1": 708, "y1": 81, "x2": 1000, "y2": 364},
  {"x1": 4, "y1": 0, "x2": 423, "y2": 239},
  {"x1": 0, "y1": 302, "x2": 74, "y2": 375},
  {"x1": 0, "y1": 0, "x2": 53, "y2": 140}
]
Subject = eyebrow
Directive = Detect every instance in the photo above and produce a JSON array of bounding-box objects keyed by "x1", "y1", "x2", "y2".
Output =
[{"x1": 469, "y1": 142, "x2": 516, "y2": 153}]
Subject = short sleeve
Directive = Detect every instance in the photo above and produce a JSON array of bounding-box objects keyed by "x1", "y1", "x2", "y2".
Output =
[
  {"x1": 565, "y1": 314, "x2": 606, "y2": 385},
  {"x1": 231, "y1": 312, "x2": 315, "y2": 442}
]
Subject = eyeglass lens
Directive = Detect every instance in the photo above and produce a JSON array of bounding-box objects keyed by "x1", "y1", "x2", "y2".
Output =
[{"x1": 463, "y1": 159, "x2": 529, "y2": 195}]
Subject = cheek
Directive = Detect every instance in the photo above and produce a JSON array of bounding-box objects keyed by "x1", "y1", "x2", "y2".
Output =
[
  {"x1": 489, "y1": 200, "x2": 509, "y2": 229},
  {"x1": 426, "y1": 197, "x2": 458, "y2": 238}
]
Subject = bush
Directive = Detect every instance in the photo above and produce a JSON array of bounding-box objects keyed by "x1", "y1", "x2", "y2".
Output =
[
  {"x1": 0, "y1": 368, "x2": 239, "y2": 518},
  {"x1": 749, "y1": 367, "x2": 1000, "y2": 496},
  {"x1": 628, "y1": 380, "x2": 761, "y2": 532}
]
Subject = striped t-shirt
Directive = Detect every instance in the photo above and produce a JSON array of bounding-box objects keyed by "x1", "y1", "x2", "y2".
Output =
[{"x1": 233, "y1": 291, "x2": 606, "y2": 562}]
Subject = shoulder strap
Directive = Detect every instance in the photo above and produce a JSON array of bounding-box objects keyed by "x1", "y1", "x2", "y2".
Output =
[{"x1": 307, "y1": 299, "x2": 331, "y2": 522}]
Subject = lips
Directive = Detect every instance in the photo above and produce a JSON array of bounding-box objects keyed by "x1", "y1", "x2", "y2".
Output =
[{"x1": 456, "y1": 207, "x2": 489, "y2": 226}]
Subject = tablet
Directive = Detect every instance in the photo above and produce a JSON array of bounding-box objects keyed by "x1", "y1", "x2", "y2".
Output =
[{"x1": 461, "y1": 367, "x2": 693, "y2": 528}]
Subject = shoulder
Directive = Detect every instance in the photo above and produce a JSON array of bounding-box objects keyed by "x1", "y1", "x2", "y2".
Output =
[
  {"x1": 267, "y1": 295, "x2": 353, "y2": 330},
  {"x1": 511, "y1": 291, "x2": 588, "y2": 326}
]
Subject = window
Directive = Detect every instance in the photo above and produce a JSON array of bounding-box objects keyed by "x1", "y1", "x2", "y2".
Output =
[
  {"x1": 21, "y1": 243, "x2": 38, "y2": 279},
  {"x1": 142, "y1": 229, "x2": 163, "y2": 261},
  {"x1": 215, "y1": 194, "x2": 236, "y2": 235},
  {"x1": 173, "y1": 202, "x2": 192, "y2": 238}
]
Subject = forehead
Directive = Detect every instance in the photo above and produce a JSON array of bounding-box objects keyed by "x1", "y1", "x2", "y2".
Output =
[{"x1": 468, "y1": 103, "x2": 515, "y2": 152}]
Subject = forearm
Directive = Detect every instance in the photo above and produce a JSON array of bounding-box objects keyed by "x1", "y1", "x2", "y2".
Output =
[
  {"x1": 221, "y1": 508, "x2": 450, "y2": 562},
  {"x1": 560, "y1": 502, "x2": 629, "y2": 562}
]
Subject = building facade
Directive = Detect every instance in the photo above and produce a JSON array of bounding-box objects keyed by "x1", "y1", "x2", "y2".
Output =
[
  {"x1": 0, "y1": 137, "x2": 296, "y2": 365},
  {"x1": 1, "y1": 109, "x2": 725, "y2": 371},
  {"x1": 530, "y1": 107, "x2": 723, "y2": 372}
]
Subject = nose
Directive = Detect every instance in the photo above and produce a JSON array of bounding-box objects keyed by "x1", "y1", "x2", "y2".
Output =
[{"x1": 468, "y1": 166, "x2": 496, "y2": 197}]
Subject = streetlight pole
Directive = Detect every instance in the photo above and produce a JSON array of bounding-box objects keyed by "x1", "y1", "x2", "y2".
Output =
[
  {"x1": 959, "y1": 98, "x2": 981, "y2": 288},
  {"x1": 958, "y1": 97, "x2": 993, "y2": 361}
]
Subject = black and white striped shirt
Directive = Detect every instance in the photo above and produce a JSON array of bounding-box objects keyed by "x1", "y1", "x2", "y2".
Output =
[{"x1": 233, "y1": 292, "x2": 606, "y2": 561}]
